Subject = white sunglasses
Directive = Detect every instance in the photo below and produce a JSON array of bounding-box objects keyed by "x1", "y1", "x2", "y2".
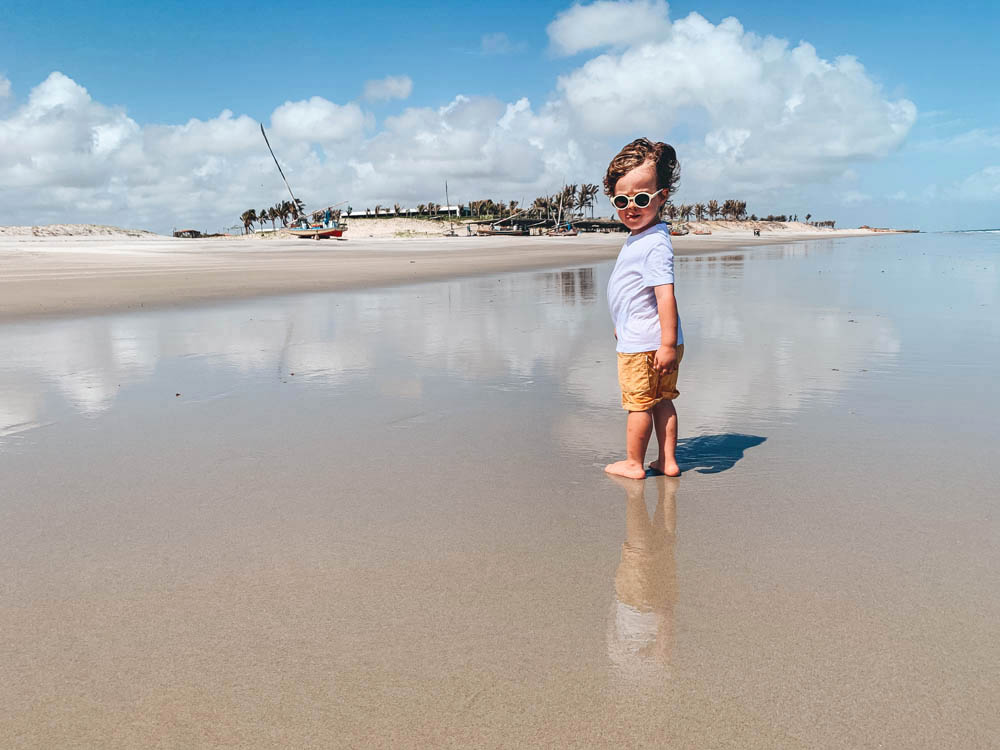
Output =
[{"x1": 612, "y1": 189, "x2": 664, "y2": 209}]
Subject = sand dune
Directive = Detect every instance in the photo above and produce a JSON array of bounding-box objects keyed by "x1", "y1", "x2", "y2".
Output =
[{"x1": 0, "y1": 223, "x2": 158, "y2": 238}]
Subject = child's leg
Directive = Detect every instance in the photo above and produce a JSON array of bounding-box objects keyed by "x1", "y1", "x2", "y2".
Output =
[
  {"x1": 648, "y1": 399, "x2": 680, "y2": 477},
  {"x1": 605, "y1": 409, "x2": 654, "y2": 479}
]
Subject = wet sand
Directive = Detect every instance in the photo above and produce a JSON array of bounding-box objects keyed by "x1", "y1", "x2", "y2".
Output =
[
  {"x1": 2, "y1": 233, "x2": 998, "y2": 747},
  {"x1": 0, "y1": 229, "x2": 877, "y2": 321}
]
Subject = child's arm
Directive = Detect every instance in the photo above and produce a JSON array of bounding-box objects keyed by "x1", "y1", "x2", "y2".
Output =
[{"x1": 652, "y1": 284, "x2": 679, "y2": 373}]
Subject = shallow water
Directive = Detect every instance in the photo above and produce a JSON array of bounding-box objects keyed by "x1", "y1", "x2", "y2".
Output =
[{"x1": 2, "y1": 233, "x2": 998, "y2": 748}]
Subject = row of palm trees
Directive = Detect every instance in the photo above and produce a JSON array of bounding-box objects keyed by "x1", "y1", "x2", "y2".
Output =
[
  {"x1": 336, "y1": 184, "x2": 605, "y2": 223},
  {"x1": 664, "y1": 202, "x2": 835, "y2": 226},
  {"x1": 240, "y1": 193, "x2": 830, "y2": 231},
  {"x1": 239, "y1": 198, "x2": 306, "y2": 234},
  {"x1": 665, "y1": 199, "x2": 746, "y2": 222},
  {"x1": 525, "y1": 184, "x2": 603, "y2": 221}
]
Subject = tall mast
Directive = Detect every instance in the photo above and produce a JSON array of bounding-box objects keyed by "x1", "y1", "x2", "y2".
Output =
[
  {"x1": 260, "y1": 123, "x2": 298, "y2": 206},
  {"x1": 445, "y1": 180, "x2": 453, "y2": 233}
]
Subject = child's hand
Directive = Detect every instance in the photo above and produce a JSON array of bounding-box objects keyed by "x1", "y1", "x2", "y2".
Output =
[{"x1": 653, "y1": 345, "x2": 677, "y2": 374}]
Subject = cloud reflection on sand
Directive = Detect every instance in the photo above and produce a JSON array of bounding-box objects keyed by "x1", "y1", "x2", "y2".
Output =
[
  {"x1": 0, "y1": 253, "x2": 898, "y2": 441},
  {"x1": 558, "y1": 252, "x2": 901, "y2": 455},
  {"x1": 0, "y1": 270, "x2": 598, "y2": 434},
  {"x1": 3, "y1": 317, "x2": 159, "y2": 416}
]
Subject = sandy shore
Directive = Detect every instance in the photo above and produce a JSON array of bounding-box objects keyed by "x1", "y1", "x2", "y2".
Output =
[
  {"x1": 0, "y1": 224, "x2": 886, "y2": 321},
  {"x1": 2, "y1": 231, "x2": 997, "y2": 747}
]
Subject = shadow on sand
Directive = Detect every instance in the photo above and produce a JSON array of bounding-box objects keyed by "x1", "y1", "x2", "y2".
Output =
[{"x1": 675, "y1": 433, "x2": 766, "y2": 474}]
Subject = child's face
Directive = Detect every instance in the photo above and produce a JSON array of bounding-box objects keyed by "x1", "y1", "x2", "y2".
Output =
[{"x1": 612, "y1": 161, "x2": 668, "y2": 234}]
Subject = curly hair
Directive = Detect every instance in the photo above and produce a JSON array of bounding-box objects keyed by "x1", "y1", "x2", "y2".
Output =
[{"x1": 603, "y1": 138, "x2": 680, "y2": 197}]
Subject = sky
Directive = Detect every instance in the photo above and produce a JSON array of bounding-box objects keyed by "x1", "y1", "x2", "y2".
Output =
[{"x1": 1, "y1": 0, "x2": 997, "y2": 233}]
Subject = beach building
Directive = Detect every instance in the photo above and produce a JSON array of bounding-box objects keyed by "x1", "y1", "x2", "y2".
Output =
[{"x1": 345, "y1": 205, "x2": 464, "y2": 218}]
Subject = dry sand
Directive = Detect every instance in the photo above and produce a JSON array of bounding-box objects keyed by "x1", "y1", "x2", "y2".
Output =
[{"x1": 0, "y1": 222, "x2": 886, "y2": 321}]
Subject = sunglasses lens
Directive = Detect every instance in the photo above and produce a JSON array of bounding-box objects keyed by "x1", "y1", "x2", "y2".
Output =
[
  {"x1": 633, "y1": 193, "x2": 651, "y2": 207},
  {"x1": 613, "y1": 196, "x2": 629, "y2": 209}
]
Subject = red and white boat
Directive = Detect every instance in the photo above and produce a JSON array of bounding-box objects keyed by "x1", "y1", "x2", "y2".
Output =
[{"x1": 289, "y1": 225, "x2": 346, "y2": 240}]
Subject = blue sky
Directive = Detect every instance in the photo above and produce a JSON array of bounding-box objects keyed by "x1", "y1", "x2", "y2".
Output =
[{"x1": 1, "y1": 0, "x2": 998, "y2": 231}]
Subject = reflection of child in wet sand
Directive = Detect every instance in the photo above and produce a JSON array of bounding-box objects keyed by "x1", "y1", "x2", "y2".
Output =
[
  {"x1": 603, "y1": 138, "x2": 684, "y2": 479},
  {"x1": 607, "y1": 475, "x2": 678, "y2": 673}
]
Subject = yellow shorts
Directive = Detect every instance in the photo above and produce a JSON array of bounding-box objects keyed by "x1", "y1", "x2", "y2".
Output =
[{"x1": 617, "y1": 344, "x2": 684, "y2": 412}]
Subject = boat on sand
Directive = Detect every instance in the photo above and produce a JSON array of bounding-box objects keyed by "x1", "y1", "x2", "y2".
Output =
[
  {"x1": 477, "y1": 226, "x2": 528, "y2": 237},
  {"x1": 289, "y1": 225, "x2": 346, "y2": 240}
]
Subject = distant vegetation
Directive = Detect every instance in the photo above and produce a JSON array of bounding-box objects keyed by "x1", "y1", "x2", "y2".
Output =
[
  {"x1": 239, "y1": 188, "x2": 836, "y2": 231},
  {"x1": 664, "y1": 201, "x2": 835, "y2": 227},
  {"x1": 239, "y1": 199, "x2": 306, "y2": 234}
]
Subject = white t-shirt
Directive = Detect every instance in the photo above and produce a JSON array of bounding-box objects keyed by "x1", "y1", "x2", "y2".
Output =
[{"x1": 607, "y1": 223, "x2": 684, "y2": 353}]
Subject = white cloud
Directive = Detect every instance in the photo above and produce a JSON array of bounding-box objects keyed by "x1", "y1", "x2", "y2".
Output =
[
  {"x1": 554, "y1": 12, "x2": 916, "y2": 195},
  {"x1": 270, "y1": 96, "x2": 369, "y2": 143},
  {"x1": 351, "y1": 95, "x2": 580, "y2": 204},
  {"x1": 0, "y1": 75, "x2": 10, "y2": 99},
  {"x1": 0, "y1": 72, "x2": 143, "y2": 201},
  {"x1": 362, "y1": 75, "x2": 413, "y2": 102},
  {"x1": 0, "y1": 4, "x2": 921, "y2": 232},
  {"x1": 547, "y1": 0, "x2": 672, "y2": 56}
]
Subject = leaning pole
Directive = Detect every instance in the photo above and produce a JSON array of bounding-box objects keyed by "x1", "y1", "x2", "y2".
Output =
[{"x1": 260, "y1": 123, "x2": 299, "y2": 206}]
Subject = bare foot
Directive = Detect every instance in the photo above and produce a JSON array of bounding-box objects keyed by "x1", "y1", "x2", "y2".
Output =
[
  {"x1": 649, "y1": 459, "x2": 681, "y2": 477},
  {"x1": 605, "y1": 459, "x2": 647, "y2": 480}
]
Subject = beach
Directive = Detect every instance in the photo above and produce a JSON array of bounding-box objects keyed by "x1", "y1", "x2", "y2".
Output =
[
  {"x1": 0, "y1": 222, "x2": 879, "y2": 321},
  {"x1": 2, "y1": 230, "x2": 997, "y2": 748}
]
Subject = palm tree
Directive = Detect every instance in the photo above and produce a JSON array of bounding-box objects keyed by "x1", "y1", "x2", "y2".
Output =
[
  {"x1": 574, "y1": 183, "x2": 595, "y2": 218},
  {"x1": 240, "y1": 209, "x2": 257, "y2": 234},
  {"x1": 665, "y1": 203, "x2": 678, "y2": 221},
  {"x1": 374, "y1": 204, "x2": 382, "y2": 217},
  {"x1": 393, "y1": 203, "x2": 401, "y2": 216},
  {"x1": 278, "y1": 200, "x2": 292, "y2": 227},
  {"x1": 268, "y1": 206, "x2": 278, "y2": 230},
  {"x1": 707, "y1": 200, "x2": 719, "y2": 220},
  {"x1": 531, "y1": 196, "x2": 547, "y2": 219},
  {"x1": 417, "y1": 203, "x2": 427, "y2": 216},
  {"x1": 694, "y1": 203, "x2": 705, "y2": 221},
  {"x1": 805, "y1": 213, "x2": 811, "y2": 223},
  {"x1": 560, "y1": 185, "x2": 577, "y2": 218}
]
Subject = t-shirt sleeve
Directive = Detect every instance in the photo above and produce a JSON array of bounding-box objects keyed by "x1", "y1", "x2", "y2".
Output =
[{"x1": 640, "y1": 236, "x2": 675, "y2": 287}]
